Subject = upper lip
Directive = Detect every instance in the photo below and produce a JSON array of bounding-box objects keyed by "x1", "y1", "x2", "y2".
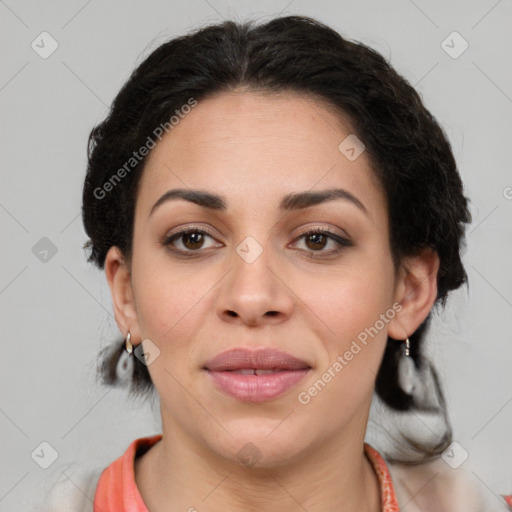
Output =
[{"x1": 203, "y1": 348, "x2": 311, "y2": 371}]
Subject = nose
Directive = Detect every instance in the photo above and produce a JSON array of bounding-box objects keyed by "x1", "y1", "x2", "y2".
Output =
[{"x1": 217, "y1": 240, "x2": 294, "y2": 327}]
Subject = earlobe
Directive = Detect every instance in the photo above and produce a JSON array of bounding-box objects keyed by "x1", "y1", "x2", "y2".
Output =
[
  {"x1": 104, "y1": 246, "x2": 141, "y2": 342},
  {"x1": 388, "y1": 248, "x2": 440, "y2": 340}
]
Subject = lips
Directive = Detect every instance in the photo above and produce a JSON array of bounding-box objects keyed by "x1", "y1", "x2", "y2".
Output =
[
  {"x1": 203, "y1": 348, "x2": 311, "y2": 372},
  {"x1": 203, "y1": 348, "x2": 311, "y2": 402},
  {"x1": 230, "y1": 369, "x2": 285, "y2": 375}
]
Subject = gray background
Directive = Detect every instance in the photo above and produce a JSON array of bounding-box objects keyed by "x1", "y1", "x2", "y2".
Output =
[{"x1": 1, "y1": 0, "x2": 511, "y2": 509}]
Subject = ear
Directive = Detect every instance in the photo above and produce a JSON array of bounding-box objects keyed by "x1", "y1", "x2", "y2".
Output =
[
  {"x1": 387, "y1": 248, "x2": 440, "y2": 340},
  {"x1": 104, "y1": 246, "x2": 142, "y2": 346}
]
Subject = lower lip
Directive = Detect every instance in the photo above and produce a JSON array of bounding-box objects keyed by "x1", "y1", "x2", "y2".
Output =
[{"x1": 206, "y1": 369, "x2": 310, "y2": 403}]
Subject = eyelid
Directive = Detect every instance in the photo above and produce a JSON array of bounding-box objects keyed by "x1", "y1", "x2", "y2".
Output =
[
  {"x1": 162, "y1": 225, "x2": 221, "y2": 248},
  {"x1": 290, "y1": 226, "x2": 353, "y2": 252},
  {"x1": 293, "y1": 224, "x2": 352, "y2": 241},
  {"x1": 167, "y1": 224, "x2": 218, "y2": 238}
]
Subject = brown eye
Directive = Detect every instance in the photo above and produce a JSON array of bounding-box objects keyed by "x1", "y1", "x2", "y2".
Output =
[
  {"x1": 304, "y1": 232, "x2": 328, "y2": 251},
  {"x1": 292, "y1": 228, "x2": 353, "y2": 257},
  {"x1": 163, "y1": 228, "x2": 221, "y2": 254},
  {"x1": 181, "y1": 232, "x2": 206, "y2": 250}
]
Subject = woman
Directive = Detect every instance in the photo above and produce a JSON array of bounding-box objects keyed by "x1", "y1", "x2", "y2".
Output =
[{"x1": 48, "y1": 14, "x2": 510, "y2": 512}]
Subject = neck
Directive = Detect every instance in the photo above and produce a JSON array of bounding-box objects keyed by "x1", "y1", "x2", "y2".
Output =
[{"x1": 135, "y1": 410, "x2": 381, "y2": 512}]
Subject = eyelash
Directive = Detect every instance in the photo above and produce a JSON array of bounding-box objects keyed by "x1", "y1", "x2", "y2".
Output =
[{"x1": 162, "y1": 226, "x2": 353, "y2": 258}]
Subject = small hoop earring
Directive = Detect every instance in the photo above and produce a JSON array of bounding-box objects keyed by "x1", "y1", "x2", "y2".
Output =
[
  {"x1": 117, "y1": 332, "x2": 134, "y2": 382},
  {"x1": 125, "y1": 332, "x2": 133, "y2": 355},
  {"x1": 403, "y1": 336, "x2": 410, "y2": 357},
  {"x1": 397, "y1": 337, "x2": 416, "y2": 395}
]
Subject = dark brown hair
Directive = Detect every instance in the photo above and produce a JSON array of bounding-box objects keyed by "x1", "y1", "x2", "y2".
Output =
[{"x1": 82, "y1": 15, "x2": 471, "y2": 461}]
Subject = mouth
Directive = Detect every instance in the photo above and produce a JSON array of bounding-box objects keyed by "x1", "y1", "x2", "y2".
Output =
[
  {"x1": 203, "y1": 348, "x2": 312, "y2": 402},
  {"x1": 203, "y1": 347, "x2": 311, "y2": 372},
  {"x1": 223, "y1": 368, "x2": 301, "y2": 375}
]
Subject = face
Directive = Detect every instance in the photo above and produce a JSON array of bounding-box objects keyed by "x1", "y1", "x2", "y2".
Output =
[{"x1": 108, "y1": 90, "x2": 416, "y2": 467}]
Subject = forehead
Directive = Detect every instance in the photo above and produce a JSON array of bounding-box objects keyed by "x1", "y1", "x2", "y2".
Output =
[{"x1": 136, "y1": 90, "x2": 385, "y2": 219}]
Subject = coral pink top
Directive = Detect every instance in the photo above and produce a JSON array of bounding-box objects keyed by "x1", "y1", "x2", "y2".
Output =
[{"x1": 93, "y1": 435, "x2": 400, "y2": 511}]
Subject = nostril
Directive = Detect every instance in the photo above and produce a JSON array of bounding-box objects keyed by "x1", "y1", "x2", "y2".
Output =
[{"x1": 266, "y1": 311, "x2": 278, "y2": 317}]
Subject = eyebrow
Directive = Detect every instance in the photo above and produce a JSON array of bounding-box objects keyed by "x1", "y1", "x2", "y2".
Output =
[{"x1": 149, "y1": 187, "x2": 368, "y2": 217}]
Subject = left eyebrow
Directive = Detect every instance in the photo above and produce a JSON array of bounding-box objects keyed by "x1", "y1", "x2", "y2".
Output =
[
  {"x1": 279, "y1": 188, "x2": 368, "y2": 216},
  {"x1": 149, "y1": 187, "x2": 369, "y2": 217}
]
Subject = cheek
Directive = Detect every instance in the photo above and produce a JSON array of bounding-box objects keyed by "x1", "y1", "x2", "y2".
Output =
[
  {"x1": 300, "y1": 260, "x2": 396, "y2": 343},
  {"x1": 295, "y1": 274, "x2": 393, "y2": 423},
  {"x1": 295, "y1": 255, "x2": 396, "y2": 407},
  {"x1": 130, "y1": 260, "x2": 210, "y2": 408},
  {"x1": 131, "y1": 249, "x2": 207, "y2": 354}
]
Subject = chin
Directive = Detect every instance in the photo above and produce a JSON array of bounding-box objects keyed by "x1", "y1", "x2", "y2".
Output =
[{"x1": 207, "y1": 421, "x2": 307, "y2": 469}]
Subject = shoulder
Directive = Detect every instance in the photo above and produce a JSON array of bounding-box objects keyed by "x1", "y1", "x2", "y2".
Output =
[
  {"x1": 387, "y1": 457, "x2": 510, "y2": 512},
  {"x1": 41, "y1": 462, "x2": 104, "y2": 512},
  {"x1": 42, "y1": 435, "x2": 163, "y2": 511}
]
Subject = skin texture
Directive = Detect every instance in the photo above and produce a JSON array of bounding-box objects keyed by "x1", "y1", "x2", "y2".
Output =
[{"x1": 105, "y1": 90, "x2": 439, "y2": 512}]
